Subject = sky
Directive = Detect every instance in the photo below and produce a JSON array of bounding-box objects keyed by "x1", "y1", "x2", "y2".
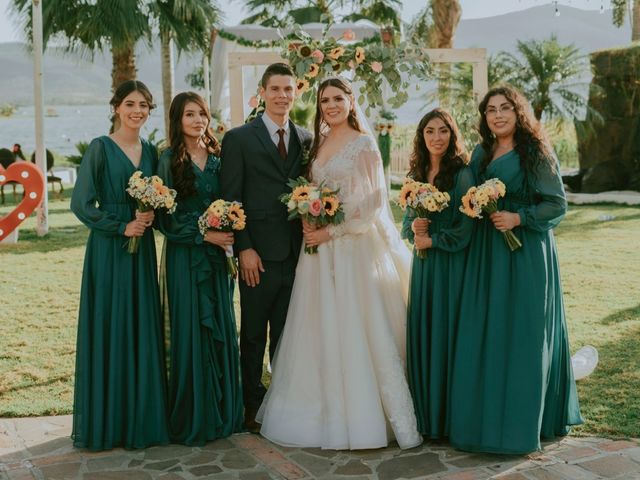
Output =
[{"x1": 0, "y1": 0, "x2": 611, "y2": 43}]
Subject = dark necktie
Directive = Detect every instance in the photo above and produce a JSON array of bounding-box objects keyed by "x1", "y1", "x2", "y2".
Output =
[{"x1": 277, "y1": 128, "x2": 287, "y2": 160}]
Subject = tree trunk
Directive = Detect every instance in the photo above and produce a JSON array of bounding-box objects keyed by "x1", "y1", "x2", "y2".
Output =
[
  {"x1": 110, "y1": 43, "x2": 137, "y2": 92},
  {"x1": 633, "y1": 0, "x2": 640, "y2": 41},
  {"x1": 430, "y1": 0, "x2": 462, "y2": 107},
  {"x1": 430, "y1": 0, "x2": 462, "y2": 48},
  {"x1": 160, "y1": 31, "x2": 175, "y2": 140}
]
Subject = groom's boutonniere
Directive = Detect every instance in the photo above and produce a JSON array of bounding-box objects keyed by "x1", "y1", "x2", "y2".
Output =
[{"x1": 301, "y1": 145, "x2": 311, "y2": 166}]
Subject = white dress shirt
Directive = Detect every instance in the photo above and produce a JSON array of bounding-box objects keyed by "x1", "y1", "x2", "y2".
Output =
[{"x1": 261, "y1": 112, "x2": 290, "y2": 154}]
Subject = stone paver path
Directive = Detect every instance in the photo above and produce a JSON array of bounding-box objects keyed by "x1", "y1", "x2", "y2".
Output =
[{"x1": 1, "y1": 416, "x2": 639, "y2": 479}]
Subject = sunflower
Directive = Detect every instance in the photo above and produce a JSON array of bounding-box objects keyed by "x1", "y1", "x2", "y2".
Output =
[
  {"x1": 216, "y1": 124, "x2": 226, "y2": 134},
  {"x1": 354, "y1": 46, "x2": 365, "y2": 64},
  {"x1": 328, "y1": 46, "x2": 345, "y2": 60},
  {"x1": 210, "y1": 199, "x2": 226, "y2": 217},
  {"x1": 398, "y1": 181, "x2": 418, "y2": 208},
  {"x1": 296, "y1": 78, "x2": 310, "y2": 95},
  {"x1": 323, "y1": 196, "x2": 340, "y2": 216},
  {"x1": 291, "y1": 185, "x2": 311, "y2": 201},
  {"x1": 227, "y1": 203, "x2": 246, "y2": 223},
  {"x1": 299, "y1": 45, "x2": 312, "y2": 57},
  {"x1": 306, "y1": 63, "x2": 320, "y2": 78}
]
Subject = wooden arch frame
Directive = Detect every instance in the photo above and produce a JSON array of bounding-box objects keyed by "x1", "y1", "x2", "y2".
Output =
[{"x1": 226, "y1": 48, "x2": 489, "y2": 127}]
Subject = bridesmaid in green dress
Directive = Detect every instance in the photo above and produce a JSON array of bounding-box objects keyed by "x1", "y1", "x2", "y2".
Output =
[
  {"x1": 157, "y1": 92, "x2": 243, "y2": 445},
  {"x1": 449, "y1": 85, "x2": 583, "y2": 454},
  {"x1": 70, "y1": 80, "x2": 169, "y2": 450},
  {"x1": 402, "y1": 108, "x2": 475, "y2": 439}
]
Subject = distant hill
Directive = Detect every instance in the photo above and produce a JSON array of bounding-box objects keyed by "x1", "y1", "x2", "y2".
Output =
[{"x1": 0, "y1": 5, "x2": 633, "y2": 106}]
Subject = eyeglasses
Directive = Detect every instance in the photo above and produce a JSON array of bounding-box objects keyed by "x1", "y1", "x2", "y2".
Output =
[{"x1": 484, "y1": 105, "x2": 515, "y2": 117}]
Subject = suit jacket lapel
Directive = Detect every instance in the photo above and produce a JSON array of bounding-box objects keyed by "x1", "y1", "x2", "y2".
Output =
[
  {"x1": 287, "y1": 122, "x2": 307, "y2": 177},
  {"x1": 252, "y1": 117, "x2": 286, "y2": 175}
]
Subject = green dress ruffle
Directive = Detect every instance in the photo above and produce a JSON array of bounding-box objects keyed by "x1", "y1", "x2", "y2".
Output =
[{"x1": 157, "y1": 151, "x2": 243, "y2": 446}]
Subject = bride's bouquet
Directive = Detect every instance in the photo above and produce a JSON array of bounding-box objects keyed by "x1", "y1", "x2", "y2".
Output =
[
  {"x1": 126, "y1": 171, "x2": 177, "y2": 254},
  {"x1": 280, "y1": 177, "x2": 345, "y2": 254},
  {"x1": 460, "y1": 178, "x2": 522, "y2": 251},
  {"x1": 198, "y1": 199, "x2": 246, "y2": 277},
  {"x1": 397, "y1": 178, "x2": 450, "y2": 258}
]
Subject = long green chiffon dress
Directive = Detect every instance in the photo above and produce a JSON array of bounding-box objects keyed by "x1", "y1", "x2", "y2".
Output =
[
  {"x1": 402, "y1": 167, "x2": 475, "y2": 439},
  {"x1": 157, "y1": 151, "x2": 243, "y2": 446},
  {"x1": 70, "y1": 136, "x2": 169, "y2": 450},
  {"x1": 449, "y1": 146, "x2": 583, "y2": 454}
]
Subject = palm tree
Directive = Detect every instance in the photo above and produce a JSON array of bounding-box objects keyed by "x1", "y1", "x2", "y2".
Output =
[
  {"x1": 497, "y1": 35, "x2": 593, "y2": 123},
  {"x1": 407, "y1": 0, "x2": 462, "y2": 107},
  {"x1": 149, "y1": 0, "x2": 220, "y2": 136},
  {"x1": 612, "y1": 0, "x2": 640, "y2": 41},
  {"x1": 241, "y1": 0, "x2": 401, "y2": 30},
  {"x1": 12, "y1": 0, "x2": 150, "y2": 92}
]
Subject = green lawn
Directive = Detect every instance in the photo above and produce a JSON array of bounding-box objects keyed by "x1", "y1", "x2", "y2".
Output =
[{"x1": 1, "y1": 189, "x2": 639, "y2": 439}]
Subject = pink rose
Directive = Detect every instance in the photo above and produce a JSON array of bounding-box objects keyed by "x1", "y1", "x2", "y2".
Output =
[
  {"x1": 311, "y1": 49, "x2": 324, "y2": 63},
  {"x1": 309, "y1": 198, "x2": 323, "y2": 217},
  {"x1": 342, "y1": 29, "x2": 356, "y2": 41},
  {"x1": 248, "y1": 96, "x2": 259, "y2": 108},
  {"x1": 208, "y1": 215, "x2": 221, "y2": 228},
  {"x1": 371, "y1": 61, "x2": 383, "y2": 73}
]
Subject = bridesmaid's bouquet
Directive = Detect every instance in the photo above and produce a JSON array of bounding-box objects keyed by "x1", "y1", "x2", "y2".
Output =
[
  {"x1": 198, "y1": 199, "x2": 246, "y2": 277},
  {"x1": 126, "y1": 171, "x2": 177, "y2": 254},
  {"x1": 460, "y1": 178, "x2": 522, "y2": 251},
  {"x1": 279, "y1": 177, "x2": 345, "y2": 254},
  {"x1": 398, "y1": 178, "x2": 450, "y2": 258}
]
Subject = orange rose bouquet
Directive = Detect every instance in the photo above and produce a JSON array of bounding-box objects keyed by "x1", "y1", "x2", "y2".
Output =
[
  {"x1": 460, "y1": 178, "x2": 522, "y2": 251},
  {"x1": 198, "y1": 199, "x2": 246, "y2": 276},
  {"x1": 126, "y1": 171, "x2": 177, "y2": 254}
]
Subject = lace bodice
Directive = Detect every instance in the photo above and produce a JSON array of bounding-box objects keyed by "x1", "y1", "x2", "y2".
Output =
[{"x1": 312, "y1": 135, "x2": 387, "y2": 239}]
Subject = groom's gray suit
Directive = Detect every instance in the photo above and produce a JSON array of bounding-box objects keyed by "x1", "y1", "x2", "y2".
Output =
[{"x1": 220, "y1": 115, "x2": 312, "y2": 415}]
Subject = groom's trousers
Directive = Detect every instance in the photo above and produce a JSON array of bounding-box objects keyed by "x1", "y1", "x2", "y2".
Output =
[{"x1": 239, "y1": 252, "x2": 297, "y2": 412}]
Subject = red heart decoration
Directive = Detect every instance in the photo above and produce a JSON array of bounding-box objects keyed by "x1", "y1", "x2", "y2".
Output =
[{"x1": 0, "y1": 161, "x2": 46, "y2": 242}]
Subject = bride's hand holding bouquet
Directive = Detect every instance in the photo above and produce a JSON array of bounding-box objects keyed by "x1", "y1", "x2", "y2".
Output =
[{"x1": 280, "y1": 177, "x2": 344, "y2": 254}]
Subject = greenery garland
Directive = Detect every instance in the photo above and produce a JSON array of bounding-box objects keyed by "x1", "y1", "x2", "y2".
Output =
[{"x1": 281, "y1": 24, "x2": 433, "y2": 116}]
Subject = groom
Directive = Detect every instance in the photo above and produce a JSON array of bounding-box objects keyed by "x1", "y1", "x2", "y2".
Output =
[{"x1": 220, "y1": 62, "x2": 313, "y2": 433}]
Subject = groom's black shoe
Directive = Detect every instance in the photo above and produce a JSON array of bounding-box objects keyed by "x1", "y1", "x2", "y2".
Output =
[{"x1": 244, "y1": 408, "x2": 261, "y2": 434}]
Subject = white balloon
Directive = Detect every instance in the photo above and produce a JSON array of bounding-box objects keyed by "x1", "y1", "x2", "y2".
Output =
[{"x1": 571, "y1": 345, "x2": 599, "y2": 380}]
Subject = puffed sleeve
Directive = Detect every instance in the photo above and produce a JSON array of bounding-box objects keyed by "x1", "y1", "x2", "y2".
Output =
[
  {"x1": 70, "y1": 138, "x2": 127, "y2": 236},
  {"x1": 155, "y1": 150, "x2": 204, "y2": 246},
  {"x1": 430, "y1": 167, "x2": 475, "y2": 252},
  {"x1": 516, "y1": 154, "x2": 567, "y2": 232},
  {"x1": 327, "y1": 137, "x2": 384, "y2": 238},
  {"x1": 220, "y1": 129, "x2": 253, "y2": 252}
]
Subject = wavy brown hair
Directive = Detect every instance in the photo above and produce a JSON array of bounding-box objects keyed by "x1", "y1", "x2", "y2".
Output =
[
  {"x1": 407, "y1": 108, "x2": 469, "y2": 191},
  {"x1": 168, "y1": 92, "x2": 221, "y2": 199},
  {"x1": 307, "y1": 77, "x2": 364, "y2": 178},
  {"x1": 478, "y1": 85, "x2": 554, "y2": 177},
  {"x1": 109, "y1": 80, "x2": 155, "y2": 133}
]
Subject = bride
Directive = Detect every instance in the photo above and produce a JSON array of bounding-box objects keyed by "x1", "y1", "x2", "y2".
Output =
[{"x1": 257, "y1": 77, "x2": 422, "y2": 450}]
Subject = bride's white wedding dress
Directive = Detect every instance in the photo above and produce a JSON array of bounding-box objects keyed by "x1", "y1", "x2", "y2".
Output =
[{"x1": 257, "y1": 134, "x2": 422, "y2": 450}]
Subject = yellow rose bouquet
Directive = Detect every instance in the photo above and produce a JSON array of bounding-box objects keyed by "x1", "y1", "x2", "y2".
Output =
[
  {"x1": 397, "y1": 178, "x2": 450, "y2": 258},
  {"x1": 279, "y1": 177, "x2": 345, "y2": 254},
  {"x1": 459, "y1": 178, "x2": 522, "y2": 251},
  {"x1": 197, "y1": 199, "x2": 246, "y2": 277},
  {"x1": 126, "y1": 171, "x2": 177, "y2": 254}
]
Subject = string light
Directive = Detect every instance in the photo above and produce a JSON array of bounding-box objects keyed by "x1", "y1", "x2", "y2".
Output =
[{"x1": 554, "y1": 1, "x2": 561, "y2": 16}]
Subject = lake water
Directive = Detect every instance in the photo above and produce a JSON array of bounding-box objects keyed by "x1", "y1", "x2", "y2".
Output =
[{"x1": 0, "y1": 105, "x2": 167, "y2": 158}]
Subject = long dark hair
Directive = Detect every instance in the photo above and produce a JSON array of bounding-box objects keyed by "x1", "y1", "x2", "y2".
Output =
[
  {"x1": 168, "y1": 91, "x2": 221, "y2": 199},
  {"x1": 109, "y1": 80, "x2": 155, "y2": 133},
  {"x1": 307, "y1": 77, "x2": 364, "y2": 178},
  {"x1": 407, "y1": 108, "x2": 468, "y2": 191},
  {"x1": 478, "y1": 85, "x2": 554, "y2": 177}
]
